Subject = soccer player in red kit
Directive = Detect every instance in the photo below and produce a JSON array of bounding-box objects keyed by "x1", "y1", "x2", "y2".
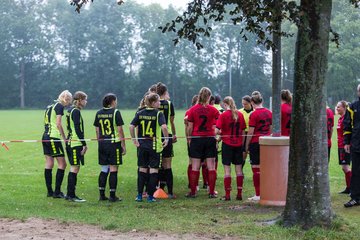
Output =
[
  {"x1": 327, "y1": 106, "x2": 334, "y2": 162},
  {"x1": 216, "y1": 97, "x2": 246, "y2": 201},
  {"x1": 281, "y1": 89, "x2": 292, "y2": 136},
  {"x1": 185, "y1": 95, "x2": 199, "y2": 189},
  {"x1": 336, "y1": 101, "x2": 352, "y2": 194},
  {"x1": 187, "y1": 87, "x2": 220, "y2": 198},
  {"x1": 245, "y1": 91, "x2": 272, "y2": 201}
]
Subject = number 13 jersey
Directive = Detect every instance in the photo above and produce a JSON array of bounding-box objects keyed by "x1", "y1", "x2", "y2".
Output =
[{"x1": 93, "y1": 107, "x2": 124, "y2": 143}]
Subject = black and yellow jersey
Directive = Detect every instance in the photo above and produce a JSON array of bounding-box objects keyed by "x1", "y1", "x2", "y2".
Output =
[
  {"x1": 239, "y1": 108, "x2": 254, "y2": 132},
  {"x1": 93, "y1": 108, "x2": 124, "y2": 143},
  {"x1": 66, "y1": 107, "x2": 86, "y2": 147},
  {"x1": 344, "y1": 99, "x2": 360, "y2": 151},
  {"x1": 43, "y1": 101, "x2": 64, "y2": 139},
  {"x1": 131, "y1": 108, "x2": 166, "y2": 153},
  {"x1": 158, "y1": 99, "x2": 174, "y2": 134}
]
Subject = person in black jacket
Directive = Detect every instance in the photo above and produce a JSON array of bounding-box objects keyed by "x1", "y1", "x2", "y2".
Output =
[
  {"x1": 65, "y1": 91, "x2": 88, "y2": 202},
  {"x1": 343, "y1": 84, "x2": 360, "y2": 207}
]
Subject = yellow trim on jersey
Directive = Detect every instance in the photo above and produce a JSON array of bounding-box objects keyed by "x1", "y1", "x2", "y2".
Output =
[
  {"x1": 113, "y1": 109, "x2": 120, "y2": 143},
  {"x1": 348, "y1": 107, "x2": 354, "y2": 129},
  {"x1": 116, "y1": 148, "x2": 120, "y2": 165},
  {"x1": 156, "y1": 111, "x2": 163, "y2": 153},
  {"x1": 73, "y1": 149, "x2": 77, "y2": 165},
  {"x1": 51, "y1": 139, "x2": 57, "y2": 154},
  {"x1": 239, "y1": 108, "x2": 253, "y2": 132}
]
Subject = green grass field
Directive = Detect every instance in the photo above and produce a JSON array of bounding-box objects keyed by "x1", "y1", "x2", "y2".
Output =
[{"x1": 0, "y1": 110, "x2": 359, "y2": 239}]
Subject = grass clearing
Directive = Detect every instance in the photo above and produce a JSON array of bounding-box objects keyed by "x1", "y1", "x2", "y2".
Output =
[{"x1": 0, "y1": 109, "x2": 359, "y2": 239}]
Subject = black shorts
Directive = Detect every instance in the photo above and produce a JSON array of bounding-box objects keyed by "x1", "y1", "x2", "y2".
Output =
[
  {"x1": 187, "y1": 143, "x2": 190, "y2": 157},
  {"x1": 66, "y1": 145, "x2": 84, "y2": 166},
  {"x1": 42, "y1": 134, "x2": 65, "y2": 157},
  {"x1": 249, "y1": 142, "x2": 260, "y2": 165},
  {"x1": 338, "y1": 148, "x2": 351, "y2": 165},
  {"x1": 162, "y1": 135, "x2": 174, "y2": 158},
  {"x1": 189, "y1": 137, "x2": 217, "y2": 159},
  {"x1": 221, "y1": 143, "x2": 243, "y2": 166},
  {"x1": 138, "y1": 147, "x2": 160, "y2": 169},
  {"x1": 98, "y1": 141, "x2": 122, "y2": 166}
]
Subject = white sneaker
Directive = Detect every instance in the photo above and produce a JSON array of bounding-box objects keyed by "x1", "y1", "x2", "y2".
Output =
[{"x1": 247, "y1": 195, "x2": 260, "y2": 201}]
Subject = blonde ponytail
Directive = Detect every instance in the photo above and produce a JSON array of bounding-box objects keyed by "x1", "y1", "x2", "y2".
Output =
[
  {"x1": 223, "y1": 96, "x2": 238, "y2": 121},
  {"x1": 198, "y1": 87, "x2": 212, "y2": 105}
]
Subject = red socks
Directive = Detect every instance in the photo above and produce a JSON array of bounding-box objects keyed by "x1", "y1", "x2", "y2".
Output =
[
  {"x1": 187, "y1": 164, "x2": 192, "y2": 188},
  {"x1": 252, "y1": 167, "x2": 260, "y2": 196},
  {"x1": 190, "y1": 170, "x2": 200, "y2": 195},
  {"x1": 201, "y1": 162, "x2": 208, "y2": 186},
  {"x1": 224, "y1": 175, "x2": 231, "y2": 198},
  {"x1": 345, "y1": 171, "x2": 352, "y2": 189},
  {"x1": 236, "y1": 175, "x2": 244, "y2": 197},
  {"x1": 208, "y1": 170, "x2": 217, "y2": 195}
]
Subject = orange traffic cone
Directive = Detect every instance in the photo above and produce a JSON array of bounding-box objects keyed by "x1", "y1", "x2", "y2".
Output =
[{"x1": 154, "y1": 188, "x2": 168, "y2": 199}]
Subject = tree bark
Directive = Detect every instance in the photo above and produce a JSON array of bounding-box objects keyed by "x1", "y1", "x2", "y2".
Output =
[
  {"x1": 272, "y1": 1, "x2": 282, "y2": 136},
  {"x1": 283, "y1": 0, "x2": 334, "y2": 228}
]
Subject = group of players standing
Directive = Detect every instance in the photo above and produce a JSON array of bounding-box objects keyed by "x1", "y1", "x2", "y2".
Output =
[{"x1": 40, "y1": 82, "x2": 358, "y2": 206}]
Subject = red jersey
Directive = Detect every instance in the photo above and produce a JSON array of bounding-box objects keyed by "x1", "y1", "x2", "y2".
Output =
[
  {"x1": 327, "y1": 108, "x2": 334, "y2": 147},
  {"x1": 216, "y1": 110, "x2": 246, "y2": 147},
  {"x1": 249, "y1": 107, "x2": 272, "y2": 143},
  {"x1": 281, "y1": 103, "x2": 292, "y2": 136},
  {"x1": 337, "y1": 115, "x2": 345, "y2": 148},
  {"x1": 187, "y1": 103, "x2": 220, "y2": 136}
]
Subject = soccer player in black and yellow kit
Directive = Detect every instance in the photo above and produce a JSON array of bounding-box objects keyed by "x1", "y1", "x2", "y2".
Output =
[
  {"x1": 156, "y1": 82, "x2": 177, "y2": 198},
  {"x1": 130, "y1": 93, "x2": 169, "y2": 202},
  {"x1": 42, "y1": 90, "x2": 72, "y2": 198},
  {"x1": 94, "y1": 93, "x2": 126, "y2": 202},
  {"x1": 343, "y1": 84, "x2": 360, "y2": 207},
  {"x1": 65, "y1": 91, "x2": 88, "y2": 202}
]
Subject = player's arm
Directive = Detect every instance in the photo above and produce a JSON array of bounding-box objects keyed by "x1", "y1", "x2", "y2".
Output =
[
  {"x1": 240, "y1": 114, "x2": 246, "y2": 139},
  {"x1": 215, "y1": 114, "x2": 222, "y2": 141},
  {"x1": 187, "y1": 121, "x2": 193, "y2": 144},
  {"x1": 56, "y1": 115, "x2": 66, "y2": 141},
  {"x1": 118, "y1": 125, "x2": 126, "y2": 155},
  {"x1": 72, "y1": 110, "x2": 87, "y2": 155},
  {"x1": 161, "y1": 124, "x2": 169, "y2": 148},
  {"x1": 129, "y1": 124, "x2": 139, "y2": 147},
  {"x1": 184, "y1": 116, "x2": 188, "y2": 135},
  {"x1": 241, "y1": 130, "x2": 245, "y2": 139},
  {"x1": 169, "y1": 102, "x2": 177, "y2": 143},
  {"x1": 170, "y1": 116, "x2": 177, "y2": 143},
  {"x1": 95, "y1": 127, "x2": 100, "y2": 140},
  {"x1": 215, "y1": 127, "x2": 221, "y2": 136},
  {"x1": 245, "y1": 127, "x2": 254, "y2": 152}
]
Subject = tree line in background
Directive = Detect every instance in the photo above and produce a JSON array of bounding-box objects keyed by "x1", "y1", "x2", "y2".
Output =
[{"x1": 0, "y1": 0, "x2": 358, "y2": 109}]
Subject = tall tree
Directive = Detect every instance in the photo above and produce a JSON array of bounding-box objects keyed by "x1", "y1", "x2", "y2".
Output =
[
  {"x1": 158, "y1": 0, "x2": 359, "y2": 228},
  {"x1": 0, "y1": 0, "x2": 52, "y2": 108},
  {"x1": 283, "y1": 0, "x2": 333, "y2": 228}
]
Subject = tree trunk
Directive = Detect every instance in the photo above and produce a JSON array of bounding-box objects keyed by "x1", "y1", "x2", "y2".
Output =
[
  {"x1": 20, "y1": 61, "x2": 25, "y2": 108},
  {"x1": 283, "y1": 0, "x2": 334, "y2": 228},
  {"x1": 272, "y1": 1, "x2": 282, "y2": 136}
]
